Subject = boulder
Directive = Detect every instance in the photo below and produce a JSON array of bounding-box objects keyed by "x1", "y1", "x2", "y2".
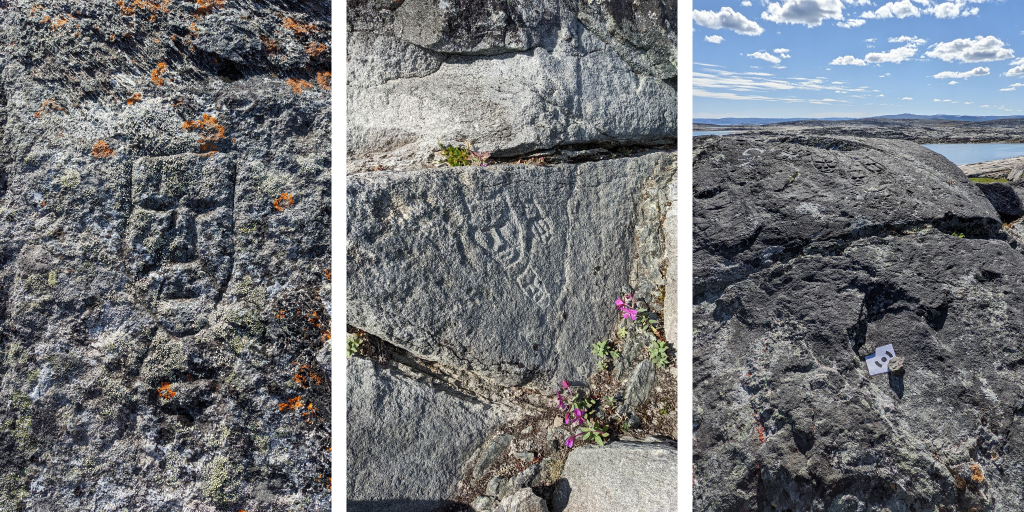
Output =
[
  {"x1": 552, "y1": 440, "x2": 677, "y2": 511},
  {"x1": 346, "y1": 0, "x2": 676, "y2": 170},
  {"x1": 347, "y1": 152, "x2": 676, "y2": 388},
  {"x1": 694, "y1": 135, "x2": 1024, "y2": 511},
  {"x1": 494, "y1": 487, "x2": 550, "y2": 512},
  {"x1": 976, "y1": 182, "x2": 1024, "y2": 221},
  {"x1": 347, "y1": 357, "x2": 509, "y2": 512}
]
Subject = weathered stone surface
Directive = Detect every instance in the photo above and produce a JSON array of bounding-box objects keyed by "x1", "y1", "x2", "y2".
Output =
[
  {"x1": 347, "y1": 152, "x2": 676, "y2": 388},
  {"x1": 693, "y1": 135, "x2": 1001, "y2": 298},
  {"x1": 616, "y1": 359, "x2": 655, "y2": 416},
  {"x1": 552, "y1": 440, "x2": 677, "y2": 512},
  {"x1": 694, "y1": 135, "x2": 1024, "y2": 510},
  {"x1": 346, "y1": 0, "x2": 677, "y2": 170},
  {"x1": 494, "y1": 487, "x2": 550, "y2": 512},
  {"x1": 347, "y1": 357, "x2": 509, "y2": 512},
  {"x1": 976, "y1": 182, "x2": 1024, "y2": 221},
  {"x1": 0, "y1": 1, "x2": 330, "y2": 510},
  {"x1": 474, "y1": 434, "x2": 514, "y2": 480}
]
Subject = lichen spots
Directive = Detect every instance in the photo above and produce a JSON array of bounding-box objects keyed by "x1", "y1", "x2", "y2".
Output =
[
  {"x1": 151, "y1": 62, "x2": 168, "y2": 86},
  {"x1": 92, "y1": 140, "x2": 114, "y2": 158}
]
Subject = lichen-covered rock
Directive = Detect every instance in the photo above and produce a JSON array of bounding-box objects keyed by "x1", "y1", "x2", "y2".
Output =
[
  {"x1": 0, "y1": 1, "x2": 330, "y2": 510},
  {"x1": 694, "y1": 135, "x2": 1024, "y2": 511},
  {"x1": 346, "y1": 0, "x2": 677, "y2": 170}
]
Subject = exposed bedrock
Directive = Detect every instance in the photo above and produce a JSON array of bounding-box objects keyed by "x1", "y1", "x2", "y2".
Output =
[
  {"x1": 346, "y1": 0, "x2": 677, "y2": 171},
  {"x1": 694, "y1": 135, "x2": 1024, "y2": 511},
  {"x1": 348, "y1": 152, "x2": 676, "y2": 389}
]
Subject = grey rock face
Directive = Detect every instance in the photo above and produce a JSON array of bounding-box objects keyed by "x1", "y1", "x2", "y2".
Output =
[
  {"x1": 694, "y1": 135, "x2": 1024, "y2": 510},
  {"x1": 348, "y1": 152, "x2": 675, "y2": 388},
  {"x1": 494, "y1": 487, "x2": 550, "y2": 512},
  {"x1": 346, "y1": 0, "x2": 677, "y2": 170},
  {"x1": 976, "y1": 182, "x2": 1024, "y2": 221},
  {"x1": 0, "y1": 1, "x2": 330, "y2": 510},
  {"x1": 347, "y1": 357, "x2": 509, "y2": 512},
  {"x1": 552, "y1": 441, "x2": 677, "y2": 512},
  {"x1": 694, "y1": 135, "x2": 1001, "y2": 298}
]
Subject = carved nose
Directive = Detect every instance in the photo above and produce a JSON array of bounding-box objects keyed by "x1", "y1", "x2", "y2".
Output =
[{"x1": 166, "y1": 209, "x2": 198, "y2": 263}]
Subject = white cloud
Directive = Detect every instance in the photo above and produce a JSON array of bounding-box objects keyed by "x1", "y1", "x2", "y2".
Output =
[
  {"x1": 880, "y1": 73, "x2": 891, "y2": 77},
  {"x1": 861, "y1": 0, "x2": 921, "y2": 19},
  {"x1": 902, "y1": 97, "x2": 913, "y2": 100},
  {"x1": 965, "y1": 102, "x2": 973, "y2": 105},
  {"x1": 932, "y1": 66, "x2": 990, "y2": 79},
  {"x1": 694, "y1": 7, "x2": 765, "y2": 36},
  {"x1": 749, "y1": 51, "x2": 783, "y2": 64},
  {"x1": 926, "y1": 0, "x2": 981, "y2": 19},
  {"x1": 1010, "y1": 83, "x2": 1024, "y2": 87},
  {"x1": 934, "y1": 99, "x2": 941, "y2": 102},
  {"x1": 1006, "y1": 57, "x2": 1024, "y2": 77},
  {"x1": 865, "y1": 38, "x2": 876, "y2": 43},
  {"x1": 878, "y1": 94, "x2": 885, "y2": 96},
  {"x1": 831, "y1": 55, "x2": 867, "y2": 66},
  {"x1": 1001, "y1": 87, "x2": 1016, "y2": 91},
  {"x1": 925, "y1": 36, "x2": 1015, "y2": 63},
  {"x1": 948, "y1": 80, "x2": 959, "y2": 85},
  {"x1": 706, "y1": 35, "x2": 725, "y2": 44},
  {"x1": 889, "y1": 36, "x2": 926, "y2": 45},
  {"x1": 774, "y1": 48, "x2": 792, "y2": 58},
  {"x1": 866, "y1": 44, "x2": 918, "y2": 64},
  {"x1": 838, "y1": 19, "x2": 867, "y2": 27},
  {"x1": 742, "y1": 0, "x2": 753, "y2": 5},
  {"x1": 761, "y1": 0, "x2": 845, "y2": 27}
]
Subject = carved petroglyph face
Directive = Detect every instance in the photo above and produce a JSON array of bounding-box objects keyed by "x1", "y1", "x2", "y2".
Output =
[
  {"x1": 467, "y1": 194, "x2": 555, "y2": 307},
  {"x1": 126, "y1": 154, "x2": 234, "y2": 336}
]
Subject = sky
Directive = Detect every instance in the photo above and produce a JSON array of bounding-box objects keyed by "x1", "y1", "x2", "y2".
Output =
[{"x1": 692, "y1": 0, "x2": 1024, "y2": 119}]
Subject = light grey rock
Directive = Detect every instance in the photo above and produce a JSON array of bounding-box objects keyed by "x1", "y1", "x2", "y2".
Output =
[
  {"x1": 573, "y1": 0, "x2": 678, "y2": 80},
  {"x1": 616, "y1": 359, "x2": 655, "y2": 415},
  {"x1": 348, "y1": 357, "x2": 509, "y2": 512},
  {"x1": 486, "y1": 476, "x2": 507, "y2": 497},
  {"x1": 474, "y1": 495, "x2": 498, "y2": 512},
  {"x1": 552, "y1": 441, "x2": 676, "y2": 512},
  {"x1": 346, "y1": 0, "x2": 676, "y2": 170},
  {"x1": 694, "y1": 135, "x2": 1024, "y2": 510},
  {"x1": 347, "y1": 152, "x2": 677, "y2": 388},
  {"x1": 494, "y1": 487, "x2": 550, "y2": 512}
]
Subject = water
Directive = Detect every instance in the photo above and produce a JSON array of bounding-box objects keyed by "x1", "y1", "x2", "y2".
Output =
[
  {"x1": 693, "y1": 130, "x2": 741, "y2": 136},
  {"x1": 923, "y1": 143, "x2": 1024, "y2": 166}
]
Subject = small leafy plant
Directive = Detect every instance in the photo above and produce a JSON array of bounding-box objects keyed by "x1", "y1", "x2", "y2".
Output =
[
  {"x1": 556, "y1": 380, "x2": 606, "y2": 448},
  {"x1": 649, "y1": 340, "x2": 669, "y2": 368},
  {"x1": 578, "y1": 419, "x2": 609, "y2": 446},
  {"x1": 438, "y1": 142, "x2": 491, "y2": 167},
  {"x1": 347, "y1": 332, "x2": 363, "y2": 358}
]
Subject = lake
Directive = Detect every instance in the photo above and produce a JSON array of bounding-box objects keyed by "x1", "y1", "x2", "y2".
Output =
[
  {"x1": 693, "y1": 130, "x2": 741, "y2": 136},
  {"x1": 923, "y1": 143, "x2": 1024, "y2": 166}
]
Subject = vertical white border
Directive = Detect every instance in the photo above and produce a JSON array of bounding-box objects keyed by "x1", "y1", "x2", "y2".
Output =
[
  {"x1": 331, "y1": 0, "x2": 345, "y2": 510},
  {"x1": 680, "y1": 0, "x2": 693, "y2": 509}
]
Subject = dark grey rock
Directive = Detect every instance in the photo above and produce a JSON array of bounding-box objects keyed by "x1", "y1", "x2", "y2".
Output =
[
  {"x1": 473, "y1": 433, "x2": 514, "y2": 481},
  {"x1": 976, "y1": 182, "x2": 1024, "y2": 221},
  {"x1": 573, "y1": 0, "x2": 678, "y2": 80},
  {"x1": 694, "y1": 135, "x2": 1024, "y2": 510},
  {"x1": 616, "y1": 359, "x2": 655, "y2": 416},
  {"x1": 347, "y1": 153, "x2": 677, "y2": 388},
  {"x1": 0, "y1": 1, "x2": 330, "y2": 509},
  {"x1": 348, "y1": 358, "x2": 509, "y2": 512},
  {"x1": 552, "y1": 441, "x2": 676, "y2": 511}
]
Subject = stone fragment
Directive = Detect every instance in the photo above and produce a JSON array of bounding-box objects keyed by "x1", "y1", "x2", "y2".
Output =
[
  {"x1": 889, "y1": 356, "x2": 905, "y2": 376},
  {"x1": 552, "y1": 441, "x2": 676, "y2": 512},
  {"x1": 473, "y1": 434, "x2": 514, "y2": 480},
  {"x1": 616, "y1": 359, "x2": 655, "y2": 416},
  {"x1": 494, "y1": 487, "x2": 550, "y2": 512}
]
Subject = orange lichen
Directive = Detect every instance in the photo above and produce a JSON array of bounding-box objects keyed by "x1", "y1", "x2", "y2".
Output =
[
  {"x1": 282, "y1": 17, "x2": 316, "y2": 34},
  {"x1": 261, "y1": 35, "x2": 278, "y2": 52},
  {"x1": 278, "y1": 396, "x2": 302, "y2": 412},
  {"x1": 195, "y1": 0, "x2": 225, "y2": 15},
  {"x1": 92, "y1": 140, "x2": 114, "y2": 158},
  {"x1": 273, "y1": 192, "x2": 295, "y2": 211},
  {"x1": 126, "y1": 93, "x2": 141, "y2": 105},
  {"x1": 324, "y1": 268, "x2": 331, "y2": 281},
  {"x1": 119, "y1": 0, "x2": 168, "y2": 15},
  {"x1": 151, "y1": 62, "x2": 167, "y2": 86},
  {"x1": 285, "y1": 78, "x2": 313, "y2": 94},
  {"x1": 182, "y1": 113, "x2": 226, "y2": 152},
  {"x1": 316, "y1": 71, "x2": 331, "y2": 91},
  {"x1": 971, "y1": 463, "x2": 984, "y2": 484},
  {"x1": 157, "y1": 382, "x2": 176, "y2": 399},
  {"x1": 306, "y1": 42, "x2": 326, "y2": 56}
]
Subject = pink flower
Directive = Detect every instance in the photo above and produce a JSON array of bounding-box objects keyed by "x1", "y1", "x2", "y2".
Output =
[
  {"x1": 556, "y1": 390, "x2": 566, "y2": 409},
  {"x1": 562, "y1": 380, "x2": 570, "y2": 389},
  {"x1": 564, "y1": 408, "x2": 584, "y2": 427},
  {"x1": 565, "y1": 435, "x2": 576, "y2": 448},
  {"x1": 621, "y1": 308, "x2": 638, "y2": 321}
]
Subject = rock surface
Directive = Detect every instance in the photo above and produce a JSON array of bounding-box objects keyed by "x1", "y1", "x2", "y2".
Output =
[
  {"x1": 694, "y1": 135, "x2": 1024, "y2": 511},
  {"x1": 348, "y1": 152, "x2": 676, "y2": 389},
  {"x1": 552, "y1": 440, "x2": 677, "y2": 512},
  {"x1": 346, "y1": 0, "x2": 677, "y2": 170},
  {"x1": 0, "y1": 1, "x2": 331, "y2": 510},
  {"x1": 347, "y1": 357, "x2": 509, "y2": 512}
]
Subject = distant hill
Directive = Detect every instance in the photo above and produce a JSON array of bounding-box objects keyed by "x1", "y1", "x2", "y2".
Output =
[
  {"x1": 695, "y1": 114, "x2": 1024, "y2": 126},
  {"x1": 694, "y1": 117, "x2": 854, "y2": 125}
]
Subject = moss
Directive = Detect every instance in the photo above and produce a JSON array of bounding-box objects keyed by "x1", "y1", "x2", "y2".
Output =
[
  {"x1": 202, "y1": 454, "x2": 242, "y2": 506},
  {"x1": 253, "y1": 433, "x2": 270, "y2": 453},
  {"x1": 969, "y1": 177, "x2": 1010, "y2": 183},
  {"x1": 53, "y1": 168, "x2": 80, "y2": 190},
  {"x1": 47, "y1": 270, "x2": 57, "y2": 288}
]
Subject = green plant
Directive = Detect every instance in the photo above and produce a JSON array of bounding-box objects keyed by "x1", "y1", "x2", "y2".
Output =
[
  {"x1": 952, "y1": 232, "x2": 965, "y2": 238},
  {"x1": 347, "y1": 333, "x2": 363, "y2": 358},
  {"x1": 649, "y1": 340, "x2": 669, "y2": 368},
  {"x1": 578, "y1": 419, "x2": 609, "y2": 446},
  {"x1": 592, "y1": 340, "x2": 611, "y2": 358}
]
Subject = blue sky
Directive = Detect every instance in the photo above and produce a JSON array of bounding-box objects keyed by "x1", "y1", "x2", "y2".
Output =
[{"x1": 693, "y1": 0, "x2": 1024, "y2": 119}]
